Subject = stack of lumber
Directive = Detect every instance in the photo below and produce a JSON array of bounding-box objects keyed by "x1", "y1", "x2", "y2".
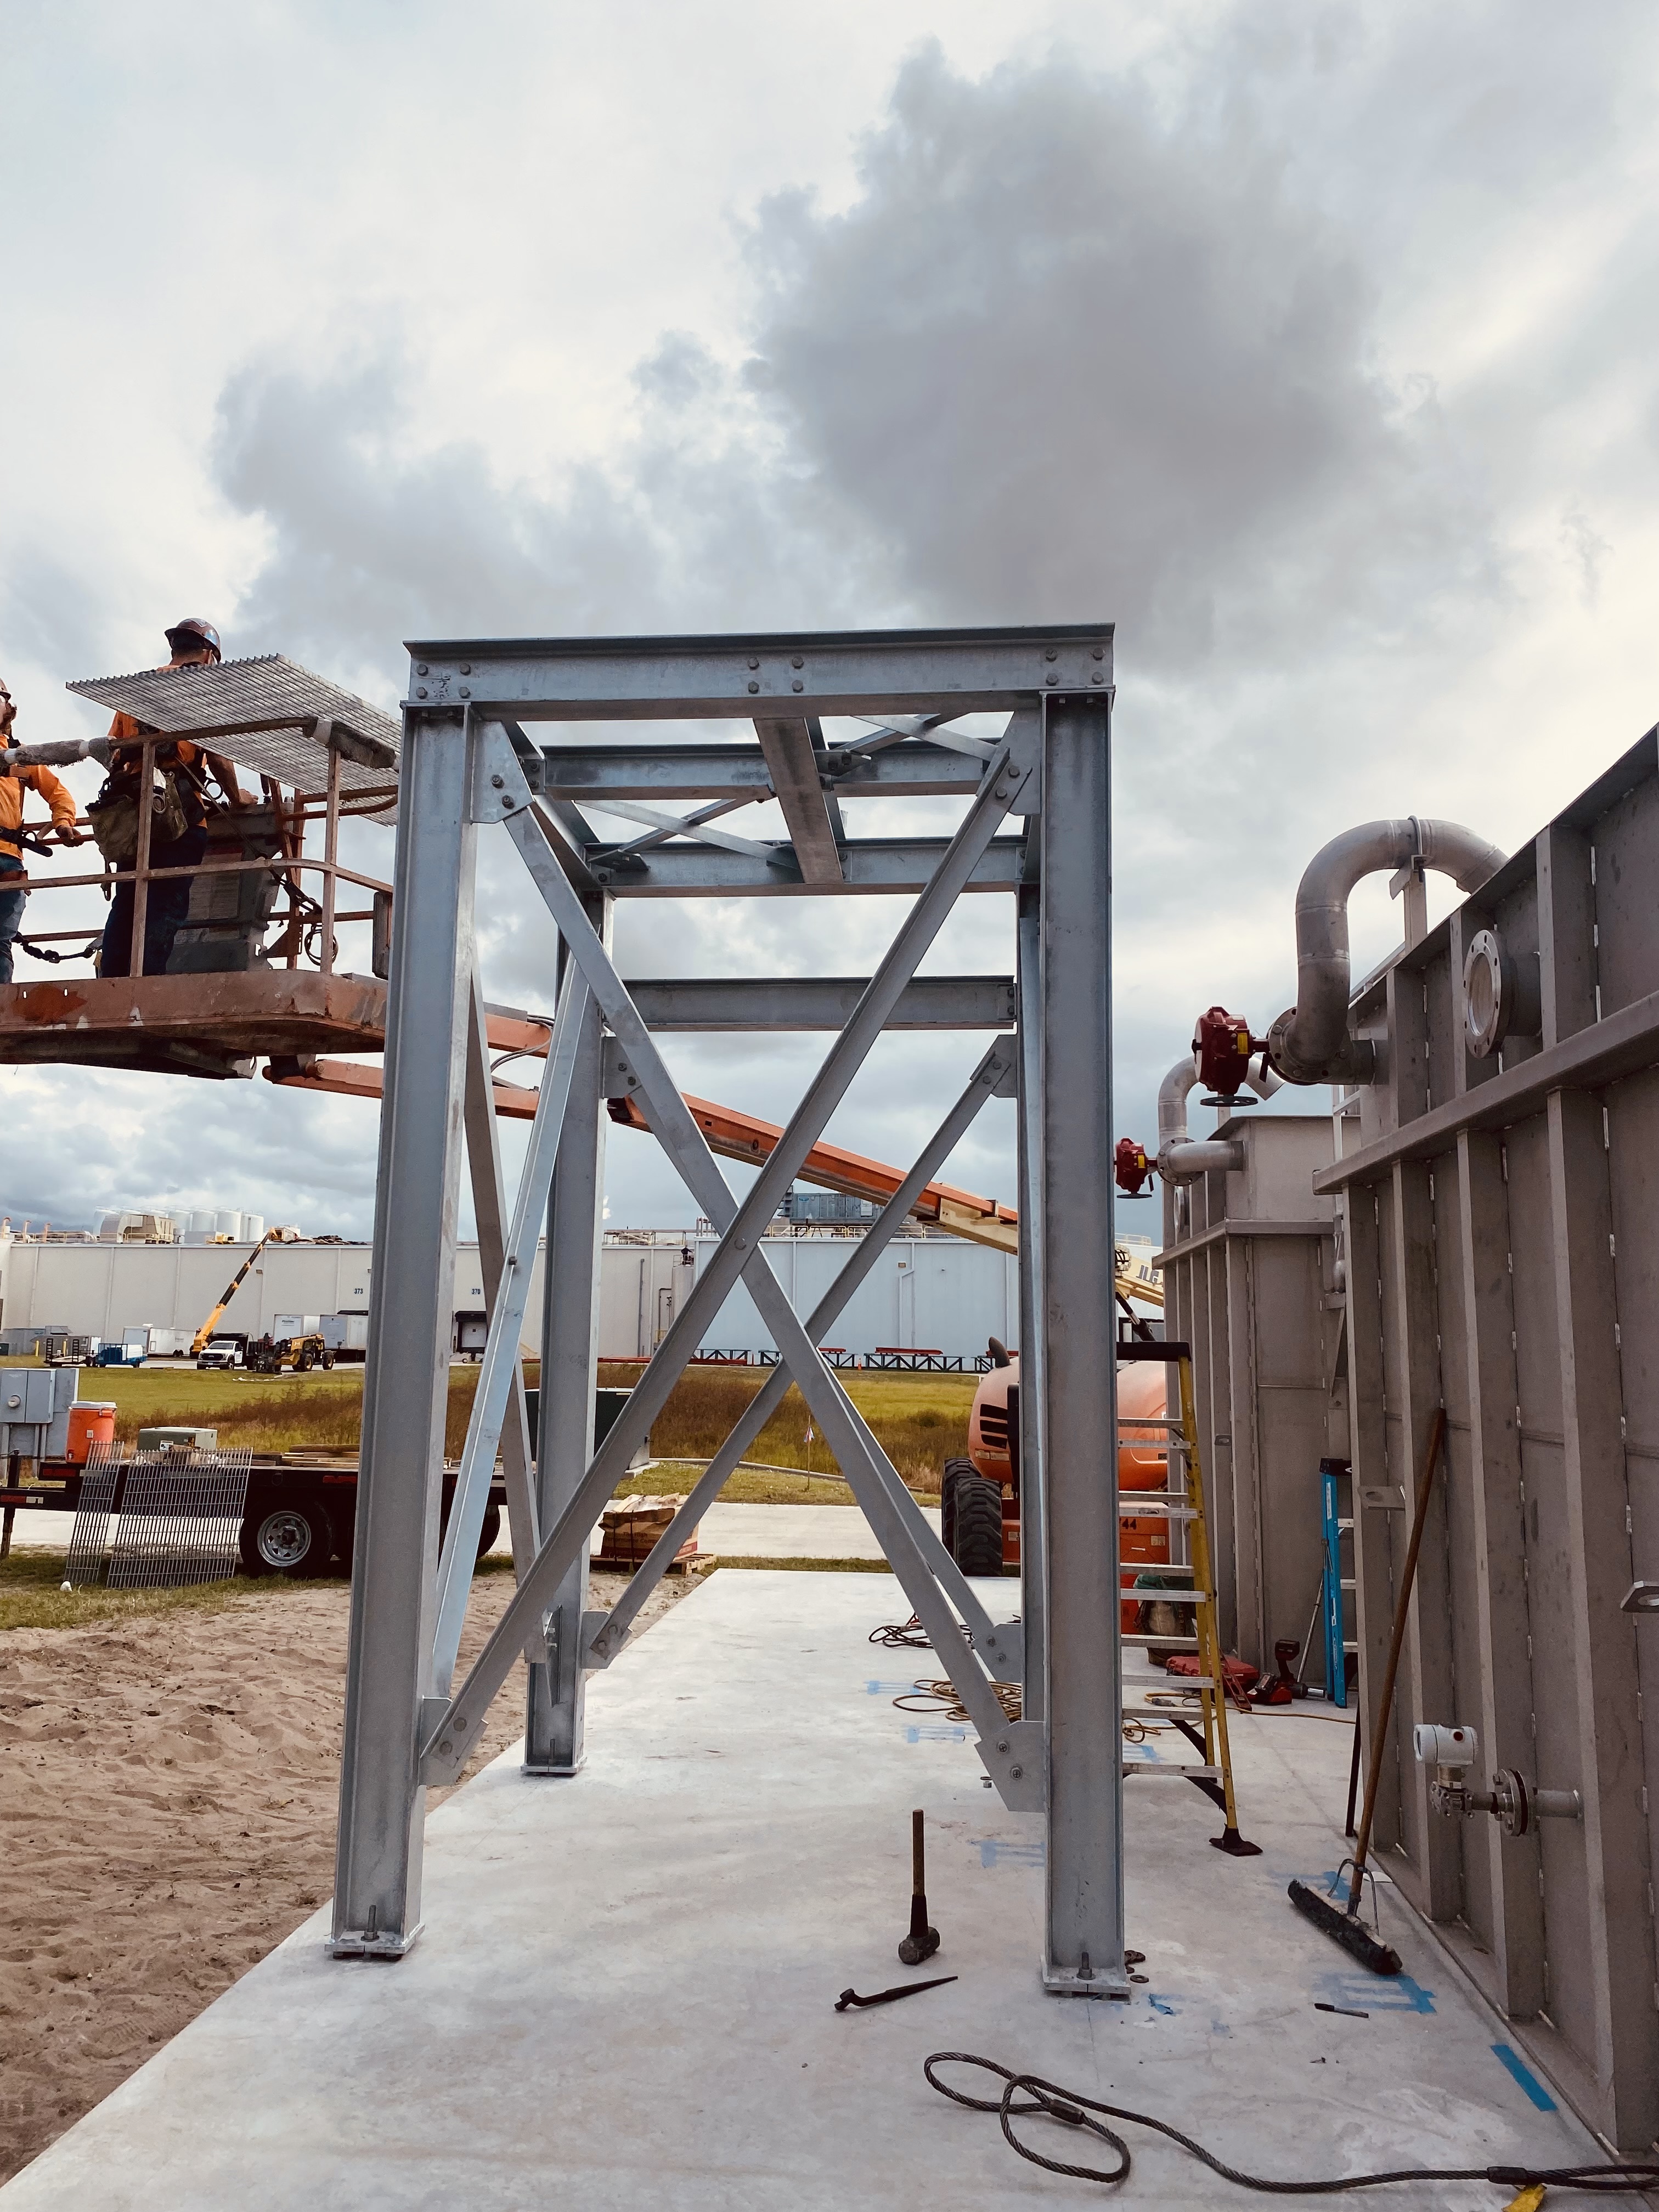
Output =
[{"x1": 596, "y1": 1494, "x2": 699, "y2": 1570}]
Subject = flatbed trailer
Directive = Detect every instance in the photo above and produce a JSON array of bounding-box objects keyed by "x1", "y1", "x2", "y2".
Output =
[{"x1": 0, "y1": 1454, "x2": 506, "y2": 1579}]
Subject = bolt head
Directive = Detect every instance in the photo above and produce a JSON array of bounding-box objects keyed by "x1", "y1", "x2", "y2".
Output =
[
  {"x1": 747, "y1": 657, "x2": 760, "y2": 670},
  {"x1": 1009, "y1": 1763, "x2": 1023, "y2": 1780},
  {"x1": 996, "y1": 1737, "x2": 1010, "y2": 1753},
  {"x1": 748, "y1": 680, "x2": 760, "y2": 693},
  {"x1": 791, "y1": 679, "x2": 803, "y2": 692},
  {"x1": 791, "y1": 655, "x2": 803, "y2": 669},
  {"x1": 1091, "y1": 672, "x2": 1104, "y2": 684},
  {"x1": 439, "y1": 1738, "x2": 452, "y2": 1755},
  {"x1": 500, "y1": 794, "x2": 512, "y2": 809},
  {"x1": 490, "y1": 774, "x2": 504, "y2": 788},
  {"x1": 1045, "y1": 673, "x2": 1058, "y2": 685},
  {"x1": 1044, "y1": 648, "x2": 1058, "y2": 662},
  {"x1": 416, "y1": 662, "x2": 429, "y2": 676},
  {"x1": 459, "y1": 662, "x2": 472, "y2": 675},
  {"x1": 416, "y1": 687, "x2": 428, "y2": 699},
  {"x1": 1092, "y1": 646, "x2": 1104, "y2": 660},
  {"x1": 459, "y1": 686, "x2": 471, "y2": 698}
]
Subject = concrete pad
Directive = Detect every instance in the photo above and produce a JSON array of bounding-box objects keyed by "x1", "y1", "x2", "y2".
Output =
[
  {"x1": 2, "y1": 1572, "x2": 1603, "y2": 2208},
  {"x1": 697, "y1": 1499, "x2": 940, "y2": 1559}
]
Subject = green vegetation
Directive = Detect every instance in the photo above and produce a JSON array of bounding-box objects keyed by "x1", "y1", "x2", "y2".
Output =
[
  {"x1": 600, "y1": 1363, "x2": 970, "y2": 1488},
  {"x1": 63, "y1": 1362, "x2": 966, "y2": 1502}
]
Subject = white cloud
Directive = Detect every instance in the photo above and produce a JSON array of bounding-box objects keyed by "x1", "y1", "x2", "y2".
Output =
[{"x1": 2, "y1": 1, "x2": 1656, "y2": 1237}]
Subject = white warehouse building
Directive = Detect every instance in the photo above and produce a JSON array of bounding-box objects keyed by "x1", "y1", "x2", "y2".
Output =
[{"x1": 0, "y1": 1226, "x2": 1065, "y2": 1364}]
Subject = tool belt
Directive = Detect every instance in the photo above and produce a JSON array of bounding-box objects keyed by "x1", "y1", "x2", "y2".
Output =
[{"x1": 86, "y1": 772, "x2": 190, "y2": 864}]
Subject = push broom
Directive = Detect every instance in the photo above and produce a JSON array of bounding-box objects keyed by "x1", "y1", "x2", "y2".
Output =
[{"x1": 1289, "y1": 1407, "x2": 1446, "y2": 1976}]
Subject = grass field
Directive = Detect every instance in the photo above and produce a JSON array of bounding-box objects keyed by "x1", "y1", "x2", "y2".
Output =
[{"x1": 65, "y1": 1362, "x2": 969, "y2": 1489}]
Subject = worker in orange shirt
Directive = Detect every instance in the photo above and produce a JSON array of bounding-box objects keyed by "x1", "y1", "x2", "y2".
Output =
[
  {"x1": 99, "y1": 619, "x2": 251, "y2": 979},
  {"x1": 0, "y1": 675, "x2": 86, "y2": 984}
]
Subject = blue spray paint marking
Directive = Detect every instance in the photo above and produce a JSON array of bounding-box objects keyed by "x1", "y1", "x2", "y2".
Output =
[
  {"x1": 1146, "y1": 1992, "x2": 1176, "y2": 2017},
  {"x1": 1491, "y1": 2045, "x2": 1557, "y2": 2111},
  {"x1": 865, "y1": 1680, "x2": 918, "y2": 1695},
  {"x1": 905, "y1": 1723, "x2": 969, "y2": 1744},
  {"x1": 977, "y1": 1838, "x2": 1046, "y2": 1870},
  {"x1": 1315, "y1": 1968, "x2": 1436, "y2": 2015},
  {"x1": 1124, "y1": 1743, "x2": 1166, "y2": 1765}
]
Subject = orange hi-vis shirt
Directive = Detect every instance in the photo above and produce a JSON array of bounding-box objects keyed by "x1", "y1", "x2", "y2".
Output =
[
  {"x1": 106, "y1": 712, "x2": 210, "y2": 831},
  {"x1": 0, "y1": 749, "x2": 77, "y2": 859}
]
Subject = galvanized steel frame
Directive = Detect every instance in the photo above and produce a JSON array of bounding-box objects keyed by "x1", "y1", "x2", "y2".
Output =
[{"x1": 331, "y1": 625, "x2": 1124, "y2": 1995}]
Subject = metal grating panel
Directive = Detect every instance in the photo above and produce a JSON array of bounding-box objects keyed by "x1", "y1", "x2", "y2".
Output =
[
  {"x1": 64, "y1": 1447, "x2": 253, "y2": 1588},
  {"x1": 65, "y1": 655, "x2": 400, "y2": 803},
  {"x1": 63, "y1": 1446, "x2": 122, "y2": 1587}
]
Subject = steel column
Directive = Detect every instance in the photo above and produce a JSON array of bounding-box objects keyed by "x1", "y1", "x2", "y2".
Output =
[
  {"x1": 1037, "y1": 695, "x2": 1125, "y2": 1997},
  {"x1": 1014, "y1": 893, "x2": 1048, "y2": 1729},
  {"x1": 525, "y1": 911, "x2": 611, "y2": 1772},
  {"x1": 331, "y1": 708, "x2": 476, "y2": 1957}
]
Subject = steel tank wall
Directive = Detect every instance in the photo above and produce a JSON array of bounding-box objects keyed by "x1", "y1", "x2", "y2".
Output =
[
  {"x1": 1157, "y1": 1115, "x2": 1343, "y2": 1672},
  {"x1": 1317, "y1": 725, "x2": 1659, "y2": 2150}
]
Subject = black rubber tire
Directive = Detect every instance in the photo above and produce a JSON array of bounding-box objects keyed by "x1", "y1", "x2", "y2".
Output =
[
  {"x1": 951, "y1": 1470, "x2": 1005, "y2": 1577},
  {"x1": 940, "y1": 1457, "x2": 975, "y2": 1557},
  {"x1": 295, "y1": 1351, "x2": 314, "y2": 1373},
  {"x1": 322, "y1": 1352, "x2": 335, "y2": 1370},
  {"x1": 239, "y1": 1499, "x2": 334, "y2": 1579},
  {"x1": 476, "y1": 1504, "x2": 501, "y2": 1561}
]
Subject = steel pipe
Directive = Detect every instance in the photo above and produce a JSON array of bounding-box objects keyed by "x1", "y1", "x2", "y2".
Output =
[{"x1": 1266, "y1": 817, "x2": 1505, "y2": 1085}]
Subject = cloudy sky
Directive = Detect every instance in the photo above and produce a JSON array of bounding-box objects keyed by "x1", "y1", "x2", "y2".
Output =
[{"x1": 1, "y1": 0, "x2": 1655, "y2": 1242}]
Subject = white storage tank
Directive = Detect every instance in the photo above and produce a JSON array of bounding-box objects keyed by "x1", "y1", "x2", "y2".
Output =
[
  {"x1": 186, "y1": 1210, "x2": 214, "y2": 1244},
  {"x1": 240, "y1": 1213, "x2": 265, "y2": 1244},
  {"x1": 212, "y1": 1210, "x2": 239, "y2": 1241}
]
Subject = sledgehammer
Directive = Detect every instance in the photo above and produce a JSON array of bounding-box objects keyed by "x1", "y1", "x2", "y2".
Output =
[{"x1": 898, "y1": 1809, "x2": 940, "y2": 1966}]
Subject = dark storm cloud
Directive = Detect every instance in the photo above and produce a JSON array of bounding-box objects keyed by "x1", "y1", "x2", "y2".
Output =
[{"x1": 740, "y1": 39, "x2": 1499, "y2": 665}]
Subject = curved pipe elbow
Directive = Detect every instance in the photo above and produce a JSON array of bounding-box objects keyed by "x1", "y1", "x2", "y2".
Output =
[
  {"x1": 1269, "y1": 816, "x2": 1505, "y2": 1085},
  {"x1": 1156, "y1": 1053, "x2": 1200, "y2": 1152},
  {"x1": 1158, "y1": 1138, "x2": 1243, "y2": 1181}
]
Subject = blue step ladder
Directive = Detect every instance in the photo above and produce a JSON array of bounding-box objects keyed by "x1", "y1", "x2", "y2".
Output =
[{"x1": 1321, "y1": 1457, "x2": 1357, "y2": 1707}]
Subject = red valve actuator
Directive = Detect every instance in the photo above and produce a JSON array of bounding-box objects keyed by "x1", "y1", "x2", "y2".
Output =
[
  {"x1": 1114, "y1": 1138, "x2": 1154, "y2": 1196},
  {"x1": 1193, "y1": 1005, "x2": 1260, "y2": 1100}
]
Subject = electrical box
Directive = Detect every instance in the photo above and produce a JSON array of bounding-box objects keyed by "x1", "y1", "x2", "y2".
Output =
[{"x1": 0, "y1": 1365, "x2": 78, "y2": 1462}]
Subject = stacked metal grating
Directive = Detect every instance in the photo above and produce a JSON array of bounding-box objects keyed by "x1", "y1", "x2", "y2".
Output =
[{"x1": 65, "y1": 1446, "x2": 252, "y2": 1589}]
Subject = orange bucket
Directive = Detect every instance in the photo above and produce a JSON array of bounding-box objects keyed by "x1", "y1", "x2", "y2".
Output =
[{"x1": 66, "y1": 1402, "x2": 117, "y2": 1464}]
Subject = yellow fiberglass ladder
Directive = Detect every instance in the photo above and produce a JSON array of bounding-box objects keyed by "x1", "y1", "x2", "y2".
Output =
[{"x1": 1116, "y1": 1328, "x2": 1259, "y2": 1857}]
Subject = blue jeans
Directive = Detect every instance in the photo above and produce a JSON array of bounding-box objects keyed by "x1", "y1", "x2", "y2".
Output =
[{"x1": 0, "y1": 859, "x2": 25, "y2": 985}]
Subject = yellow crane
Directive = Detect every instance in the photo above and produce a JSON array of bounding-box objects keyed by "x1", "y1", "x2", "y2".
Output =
[{"x1": 190, "y1": 1228, "x2": 278, "y2": 1356}]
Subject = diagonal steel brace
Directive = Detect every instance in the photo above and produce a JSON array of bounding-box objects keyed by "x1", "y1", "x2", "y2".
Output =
[
  {"x1": 430, "y1": 958, "x2": 590, "y2": 1692},
  {"x1": 587, "y1": 1038, "x2": 1020, "y2": 1672}
]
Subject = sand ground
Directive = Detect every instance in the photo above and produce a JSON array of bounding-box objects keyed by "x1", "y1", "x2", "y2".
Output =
[{"x1": 0, "y1": 1564, "x2": 691, "y2": 2185}]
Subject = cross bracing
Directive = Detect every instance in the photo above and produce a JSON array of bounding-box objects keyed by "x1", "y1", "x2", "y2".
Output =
[{"x1": 334, "y1": 625, "x2": 1122, "y2": 1998}]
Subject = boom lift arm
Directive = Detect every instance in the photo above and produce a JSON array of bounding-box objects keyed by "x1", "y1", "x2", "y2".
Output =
[{"x1": 190, "y1": 1227, "x2": 278, "y2": 1355}]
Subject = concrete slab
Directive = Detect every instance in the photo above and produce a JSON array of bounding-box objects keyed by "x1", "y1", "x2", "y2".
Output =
[
  {"x1": 697, "y1": 1499, "x2": 940, "y2": 1559},
  {"x1": 2, "y1": 1572, "x2": 1604, "y2": 2208}
]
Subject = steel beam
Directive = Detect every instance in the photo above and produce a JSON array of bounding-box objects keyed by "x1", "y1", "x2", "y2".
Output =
[
  {"x1": 1014, "y1": 895, "x2": 1048, "y2": 1730},
  {"x1": 534, "y1": 739, "x2": 983, "y2": 802},
  {"x1": 330, "y1": 707, "x2": 477, "y2": 1959},
  {"x1": 460, "y1": 973, "x2": 538, "y2": 1578},
  {"x1": 620, "y1": 975, "x2": 1015, "y2": 1031},
  {"x1": 584, "y1": 836, "x2": 1026, "y2": 898},
  {"x1": 1036, "y1": 693, "x2": 1126, "y2": 1997},
  {"x1": 406, "y1": 623, "x2": 1113, "y2": 721},
  {"x1": 525, "y1": 912, "x2": 611, "y2": 1774},
  {"x1": 753, "y1": 718, "x2": 843, "y2": 884},
  {"x1": 431, "y1": 961, "x2": 589, "y2": 1694}
]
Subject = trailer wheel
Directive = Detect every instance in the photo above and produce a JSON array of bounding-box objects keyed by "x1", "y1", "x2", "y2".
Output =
[
  {"x1": 951, "y1": 1471, "x2": 1005, "y2": 1578},
  {"x1": 940, "y1": 1458, "x2": 975, "y2": 1557},
  {"x1": 476, "y1": 1504, "x2": 501, "y2": 1561},
  {"x1": 240, "y1": 1500, "x2": 334, "y2": 1579}
]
